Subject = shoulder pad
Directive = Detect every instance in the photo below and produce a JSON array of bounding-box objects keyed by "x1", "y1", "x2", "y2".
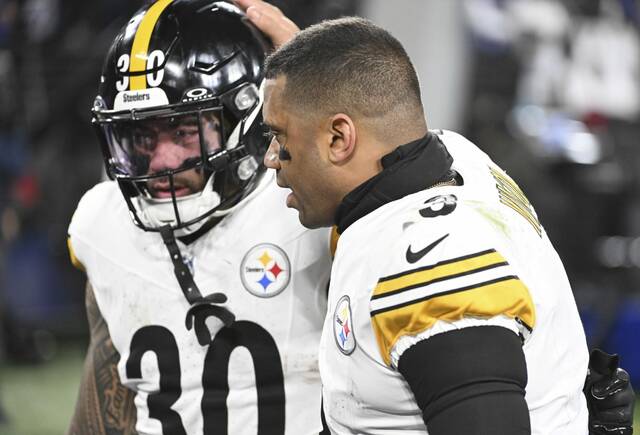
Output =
[{"x1": 369, "y1": 208, "x2": 535, "y2": 366}]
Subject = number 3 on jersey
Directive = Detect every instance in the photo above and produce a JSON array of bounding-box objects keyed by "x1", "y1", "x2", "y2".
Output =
[{"x1": 126, "y1": 321, "x2": 285, "y2": 435}]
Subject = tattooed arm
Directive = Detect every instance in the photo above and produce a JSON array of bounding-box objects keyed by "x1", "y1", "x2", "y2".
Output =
[{"x1": 67, "y1": 282, "x2": 138, "y2": 435}]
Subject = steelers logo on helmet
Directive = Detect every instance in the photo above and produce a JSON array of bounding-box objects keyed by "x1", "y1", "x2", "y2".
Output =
[
  {"x1": 334, "y1": 295, "x2": 356, "y2": 355},
  {"x1": 240, "y1": 244, "x2": 291, "y2": 298}
]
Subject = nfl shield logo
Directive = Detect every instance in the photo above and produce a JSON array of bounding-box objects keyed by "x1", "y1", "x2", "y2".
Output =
[{"x1": 334, "y1": 295, "x2": 356, "y2": 355}]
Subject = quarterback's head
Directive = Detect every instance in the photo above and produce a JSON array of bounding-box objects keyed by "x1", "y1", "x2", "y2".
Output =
[{"x1": 92, "y1": 0, "x2": 271, "y2": 233}]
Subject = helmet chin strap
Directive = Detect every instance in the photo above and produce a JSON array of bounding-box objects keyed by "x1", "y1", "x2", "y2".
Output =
[{"x1": 159, "y1": 224, "x2": 234, "y2": 345}]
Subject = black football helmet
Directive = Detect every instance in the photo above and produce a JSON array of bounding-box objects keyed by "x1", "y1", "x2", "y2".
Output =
[{"x1": 92, "y1": 0, "x2": 271, "y2": 233}]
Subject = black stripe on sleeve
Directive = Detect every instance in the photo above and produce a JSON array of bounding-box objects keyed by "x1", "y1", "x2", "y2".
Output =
[
  {"x1": 377, "y1": 249, "x2": 497, "y2": 283},
  {"x1": 370, "y1": 275, "x2": 519, "y2": 317},
  {"x1": 371, "y1": 261, "x2": 509, "y2": 301}
]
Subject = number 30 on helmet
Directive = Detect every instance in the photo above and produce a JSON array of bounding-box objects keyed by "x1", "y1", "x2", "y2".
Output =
[{"x1": 92, "y1": 0, "x2": 271, "y2": 234}]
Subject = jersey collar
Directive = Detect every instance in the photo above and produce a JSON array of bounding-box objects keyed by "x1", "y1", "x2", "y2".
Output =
[{"x1": 334, "y1": 132, "x2": 454, "y2": 234}]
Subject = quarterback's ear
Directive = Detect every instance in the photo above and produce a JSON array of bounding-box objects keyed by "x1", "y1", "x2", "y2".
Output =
[{"x1": 328, "y1": 113, "x2": 356, "y2": 165}]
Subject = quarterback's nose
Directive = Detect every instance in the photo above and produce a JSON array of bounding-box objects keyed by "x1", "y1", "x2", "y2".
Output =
[{"x1": 263, "y1": 138, "x2": 281, "y2": 170}]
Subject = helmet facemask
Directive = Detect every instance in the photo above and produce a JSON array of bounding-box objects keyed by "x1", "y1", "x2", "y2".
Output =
[
  {"x1": 93, "y1": 81, "x2": 265, "y2": 234},
  {"x1": 92, "y1": 0, "x2": 271, "y2": 234}
]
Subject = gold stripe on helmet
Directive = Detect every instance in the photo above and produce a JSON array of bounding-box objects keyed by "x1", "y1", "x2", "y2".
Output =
[{"x1": 129, "y1": 0, "x2": 174, "y2": 90}]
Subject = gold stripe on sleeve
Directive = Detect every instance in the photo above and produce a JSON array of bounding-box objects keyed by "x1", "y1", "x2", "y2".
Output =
[
  {"x1": 374, "y1": 249, "x2": 506, "y2": 299},
  {"x1": 371, "y1": 276, "x2": 535, "y2": 366}
]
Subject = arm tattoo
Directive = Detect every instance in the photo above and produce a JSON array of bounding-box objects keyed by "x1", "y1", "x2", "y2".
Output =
[{"x1": 67, "y1": 282, "x2": 138, "y2": 435}]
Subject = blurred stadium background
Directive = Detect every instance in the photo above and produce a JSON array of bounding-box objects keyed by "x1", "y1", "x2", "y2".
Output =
[{"x1": 0, "y1": 0, "x2": 639, "y2": 433}]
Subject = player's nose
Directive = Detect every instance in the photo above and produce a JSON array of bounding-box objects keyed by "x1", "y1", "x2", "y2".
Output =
[
  {"x1": 148, "y1": 138, "x2": 184, "y2": 173},
  {"x1": 263, "y1": 139, "x2": 281, "y2": 170}
]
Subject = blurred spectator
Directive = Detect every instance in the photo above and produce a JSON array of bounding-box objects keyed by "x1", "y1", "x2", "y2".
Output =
[
  {"x1": 0, "y1": 0, "x2": 145, "y2": 361},
  {"x1": 463, "y1": 0, "x2": 640, "y2": 383}
]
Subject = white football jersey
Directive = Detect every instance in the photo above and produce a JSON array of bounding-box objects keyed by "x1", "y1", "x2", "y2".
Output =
[
  {"x1": 320, "y1": 130, "x2": 589, "y2": 434},
  {"x1": 68, "y1": 171, "x2": 332, "y2": 435}
]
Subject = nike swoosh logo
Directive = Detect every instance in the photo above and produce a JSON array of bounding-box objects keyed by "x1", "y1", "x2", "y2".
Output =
[{"x1": 405, "y1": 233, "x2": 450, "y2": 264}]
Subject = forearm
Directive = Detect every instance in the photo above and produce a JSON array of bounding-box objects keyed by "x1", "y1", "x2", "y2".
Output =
[
  {"x1": 67, "y1": 283, "x2": 137, "y2": 435},
  {"x1": 68, "y1": 350, "x2": 137, "y2": 435}
]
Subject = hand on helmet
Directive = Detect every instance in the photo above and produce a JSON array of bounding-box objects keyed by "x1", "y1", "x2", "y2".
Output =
[
  {"x1": 234, "y1": 0, "x2": 299, "y2": 48},
  {"x1": 584, "y1": 349, "x2": 635, "y2": 435}
]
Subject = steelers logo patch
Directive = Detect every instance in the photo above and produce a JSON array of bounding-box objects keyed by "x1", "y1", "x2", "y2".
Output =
[
  {"x1": 240, "y1": 244, "x2": 290, "y2": 298},
  {"x1": 334, "y1": 295, "x2": 356, "y2": 355}
]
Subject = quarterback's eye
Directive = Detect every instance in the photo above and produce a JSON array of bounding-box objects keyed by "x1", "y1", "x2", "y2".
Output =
[
  {"x1": 262, "y1": 130, "x2": 275, "y2": 141},
  {"x1": 262, "y1": 127, "x2": 285, "y2": 149},
  {"x1": 261, "y1": 123, "x2": 274, "y2": 140}
]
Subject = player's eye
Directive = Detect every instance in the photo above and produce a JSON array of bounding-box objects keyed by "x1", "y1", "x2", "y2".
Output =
[
  {"x1": 263, "y1": 131, "x2": 274, "y2": 142},
  {"x1": 175, "y1": 126, "x2": 199, "y2": 137},
  {"x1": 262, "y1": 129, "x2": 284, "y2": 146},
  {"x1": 132, "y1": 128, "x2": 156, "y2": 152}
]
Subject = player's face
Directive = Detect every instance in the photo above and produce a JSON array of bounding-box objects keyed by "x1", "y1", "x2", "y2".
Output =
[
  {"x1": 131, "y1": 113, "x2": 222, "y2": 198},
  {"x1": 263, "y1": 77, "x2": 336, "y2": 228}
]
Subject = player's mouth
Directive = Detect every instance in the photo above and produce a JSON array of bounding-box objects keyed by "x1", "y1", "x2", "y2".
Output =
[
  {"x1": 286, "y1": 190, "x2": 296, "y2": 208},
  {"x1": 275, "y1": 174, "x2": 296, "y2": 208},
  {"x1": 275, "y1": 172, "x2": 288, "y2": 190},
  {"x1": 148, "y1": 182, "x2": 193, "y2": 199}
]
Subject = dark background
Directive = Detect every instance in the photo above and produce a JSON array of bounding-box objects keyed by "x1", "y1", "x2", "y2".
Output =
[{"x1": 0, "y1": 0, "x2": 638, "y2": 433}]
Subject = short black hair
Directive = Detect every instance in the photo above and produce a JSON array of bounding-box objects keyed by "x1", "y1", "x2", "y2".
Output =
[{"x1": 265, "y1": 17, "x2": 423, "y2": 119}]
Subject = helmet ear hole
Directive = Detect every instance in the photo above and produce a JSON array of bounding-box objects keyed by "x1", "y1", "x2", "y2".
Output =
[
  {"x1": 237, "y1": 156, "x2": 259, "y2": 181},
  {"x1": 234, "y1": 83, "x2": 260, "y2": 112}
]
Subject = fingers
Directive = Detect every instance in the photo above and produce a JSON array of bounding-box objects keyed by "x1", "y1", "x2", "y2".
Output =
[
  {"x1": 591, "y1": 423, "x2": 633, "y2": 435},
  {"x1": 592, "y1": 369, "x2": 631, "y2": 399},
  {"x1": 234, "y1": 0, "x2": 299, "y2": 48},
  {"x1": 585, "y1": 354, "x2": 636, "y2": 435},
  {"x1": 590, "y1": 384, "x2": 635, "y2": 412},
  {"x1": 588, "y1": 368, "x2": 636, "y2": 428},
  {"x1": 591, "y1": 405, "x2": 634, "y2": 424},
  {"x1": 589, "y1": 349, "x2": 620, "y2": 375}
]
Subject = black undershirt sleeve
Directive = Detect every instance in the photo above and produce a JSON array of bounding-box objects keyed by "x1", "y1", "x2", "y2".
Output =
[{"x1": 397, "y1": 325, "x2": 531, "y2": 435}]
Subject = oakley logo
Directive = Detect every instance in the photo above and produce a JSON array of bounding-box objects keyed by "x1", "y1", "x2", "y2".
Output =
[
  {"x1": 183, "y1": 87, "x2": 213, "y2": 101},
  {"x1": 405, "y1": 233, "x2": 449, "y2": 264}
]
